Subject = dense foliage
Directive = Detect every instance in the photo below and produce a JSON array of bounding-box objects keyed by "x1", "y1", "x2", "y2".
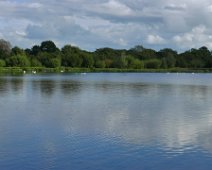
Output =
[{"x1": 0, "y1": 39, "x2": 212, "y2": 69}]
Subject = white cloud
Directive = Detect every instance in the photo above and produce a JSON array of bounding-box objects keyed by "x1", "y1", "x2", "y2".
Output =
[
  {"x1": 27, "y1": 3, "x2": 42, "y2": 8},
  {"x1": 147, "y1": 34, "x2": 166, "y2": 44},
  {"x1": 1, "y1": 0, "x2": 212, "y2": 51},
  {"x1": 98, "y1": 0, "x2": 133, "y2": 16},
  {"x1": 164, "y1": 3, "x2": 187, "y2": 11},
  {"x1": 15, "y1": 31, "x2": 27, "y2": 37},
  {"x1": 173, "y1": 25, "x2": 212, "y2": 49}
]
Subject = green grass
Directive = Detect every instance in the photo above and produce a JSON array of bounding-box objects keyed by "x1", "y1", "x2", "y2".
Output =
[{"x1": 0, "y1": 67, "x2": 212, "y2": 74}]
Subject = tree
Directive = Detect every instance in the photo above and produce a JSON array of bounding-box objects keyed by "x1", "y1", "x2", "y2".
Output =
[
  {"x1": 31, "y1": 58, "x2": 42, "y2": 67},
  {"x1": 198, "y1": 46, "x2": 212, "y2": 67},
  {"x1": 11, "y1": 46, "x2": 25, "y2": 55},
  {"x1": 95, "y1": 60, "x2": 106, "y2": 68},
  {"x1": 50, "y1": 58, "x2": 61, "y2": 68},
  {"x1": 82, "y1": 53, "x2": 94, "y2": 68},
  {"x1": 61, "y1": 45, "x2": 82, "y2": 67},
  {"x1": 112, "y1": 52, "x2": 128, "y2": 68},
  {"x1": 40, "y1": 40, "x2": 58, "y2": 53},
  {"x1": 7, "y1": 54, "x2": 30, "y2": 67},
  {"x1": 104, "y1": 59, "x2": 113, "y2": 68},
  {"x1": 177, "y1": 47, "x2": 208, "y2": 68},
  {"x1": 25, "y1": 48, "x2": 32, "y2": 56},
  {"x1": 0, "y1": 59, "x2": 6, "y2": 67},
  {"x1": 129, "y1": 45, "x2": 145, "y2": 52},
  {"x1": 157, "y1": 48, "x2": 177, "y2": 68},
  {"x1": 31, "y1": 45, "x2": 41, "y2": 56},
  {"x1": 94, "y1": 48, "x2": 124, "y2": 60},
  {"x1": 127, "y1": 56, "x2": 144, "y2": 69},
  {"x1": 144, "y1": 59, "x2": 161, "y2": 69},
  {"x1": 0, "y1": 39, "x2": 11, "y2": 59},
  {"x1": 140, "y1": 49, "x2": 157, "y2": 60},
  {"x1": 36, "y1": 51, "x2": 61, "y2": 68}
]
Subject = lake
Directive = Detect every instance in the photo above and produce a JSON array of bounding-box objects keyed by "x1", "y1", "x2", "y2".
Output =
[{"x1": 1, "y1": 73, "x2": 212, "y2": 170}]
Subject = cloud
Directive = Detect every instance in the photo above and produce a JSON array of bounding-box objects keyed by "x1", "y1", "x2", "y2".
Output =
[
  {"x1": 146, "y1": 34, "x2": 166, "y2": 44},
  {"x1": 173, "y1": 25, "x2": 212, "y2": 49},
  {"x1": 92, "y1": 0, "x2": 134, "y2": 17},
  {"x1": 1, "y1": 0, "x2": 212, "y2": 51},
  {"x1": 164, "y1": 4, "x2": 187, "y2": 11}
]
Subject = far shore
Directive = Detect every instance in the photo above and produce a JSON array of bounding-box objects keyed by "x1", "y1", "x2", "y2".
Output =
[{"x1": 0, "y1": 67, "x2": 212, "y2": 74}]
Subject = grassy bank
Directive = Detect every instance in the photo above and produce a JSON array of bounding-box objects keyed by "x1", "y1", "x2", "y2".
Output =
[{"x1": 0, "y1": 67, "x2": 212, "y2": 74}]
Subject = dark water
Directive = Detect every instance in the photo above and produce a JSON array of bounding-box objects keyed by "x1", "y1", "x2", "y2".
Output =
[{"x1": 1, "y1": 73, "x2": 212, "y2": 170}]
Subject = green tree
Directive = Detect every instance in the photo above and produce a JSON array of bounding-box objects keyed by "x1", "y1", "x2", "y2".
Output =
[
  {"x1": 157, "y1": 48, "x2": 177, "y2": 68},
  {"x1": 31, "y1": 58, "x2": 42, "y2": 67},
  {"x1": 0, "y1": 39, "x2": 11, "y2": 59},
  {"x1": 61, "y1": 45, "x2": 82, "y2": 67},
  {"x1": 144, "y1": 59, "x2": 161, "y2": 69},
  {"x1": 105, "y1": 59, "x2": 113, "y2": 68},
  {"x1": 36, "y1": 51, "x2": 61, "y2": 68},
  {"x1": 82, "y1": 53, "x2": 94, "y2": 68},
  {"x1": 50, "y1": 58, "x2": 61, "y2": 68},
  {"x1": 0, "y1": 59, "x2": 6, "y2": 67},
  {"x1": 127, "y1": 56, "x2": 144, "y2": 69},
  {"x1": 198, "y1": 46, "x2": 212, "y2": 67},
  {"x1": 94, "y1": 48, "x2": 124, "y2": 60},
  {"x1": 176, "y1": 53, "x2": 188, "y2": 68},
  {"x1": 7, "y1": 54, "x2": 30, "y2": 67},
  {"x1": 112, "y1": 52, "x2": 128, "y2": 68},
  {"x1": 94, "y1": 48, "x2": 127, "y2": 68},
  {"x1": 40, "y1": 40, "x2": 58, "y2": 53},
  {"x1": 177, "y1": 48, "x2": 207, "y2": 68},
  {"x1": 95, "y1": 60, "x2": 106, "y2": 68},
  {"x1": 11, "y1": 46, "x2": 25, "y2": 55},
  {"x1": 31, "y1": 45, "x2": 41, "y2": 56},
  {"x1": 140, "y1": 49, "x2": 157, "y2": 60}
]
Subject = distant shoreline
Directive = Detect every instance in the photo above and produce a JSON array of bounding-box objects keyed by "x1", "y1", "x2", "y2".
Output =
[{"x1": 1, "y1": 67, "x2": 212, "y2": 74}]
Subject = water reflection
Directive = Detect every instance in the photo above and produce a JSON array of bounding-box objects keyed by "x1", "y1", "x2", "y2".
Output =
[
  {"x1": 39, "y1": 80, "x2": 56, "y2": 96},
  {"x1": 1, "y1": 73, "x2": 212, "y2": 164},
  {"x1": 56, "y1": 82, "x2": 212, "y2": 154},
  {"x1": 0, "y1": 79, "x2": 9, "y2": 95},
  {"x1": 60, "y1": 80, "x2": 82, "y2": 96},
  {"x1": 10, "y1": 78, "x2": 24, "y2": 93},
  {"x1": 0, "y1": 77, "x2": 24, "y2": 95}
]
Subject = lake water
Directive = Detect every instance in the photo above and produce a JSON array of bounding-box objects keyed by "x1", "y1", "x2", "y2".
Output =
[{"x1": 1, "y1": 73, "x2": 212, "y2": 170}]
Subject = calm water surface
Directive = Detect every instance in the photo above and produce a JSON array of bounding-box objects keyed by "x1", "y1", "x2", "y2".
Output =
[{"x1": 1, "y1": 73, "x2": 212, "y2": 170}]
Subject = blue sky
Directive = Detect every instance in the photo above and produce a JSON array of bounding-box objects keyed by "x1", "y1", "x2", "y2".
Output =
[{"x1": 1, "y1": 0, "x2": 212, "y2": 51}]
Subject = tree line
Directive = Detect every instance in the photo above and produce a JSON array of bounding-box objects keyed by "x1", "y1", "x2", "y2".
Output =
[{"x1": 0, "y1": 39, "x2": 212, "y2": 69}]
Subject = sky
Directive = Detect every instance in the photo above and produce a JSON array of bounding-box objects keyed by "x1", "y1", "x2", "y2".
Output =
[{"x1": 1, "y1": 0, "x2": 212, "y2": 51}]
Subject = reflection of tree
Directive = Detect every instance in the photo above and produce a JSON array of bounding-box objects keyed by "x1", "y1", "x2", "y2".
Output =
[
  {"x1": 31, "y1": 80, "x2": 40, "y2": 92},
  {"x1": 0, "y1": 77, "x2": 25, "y2": 95},
  {"x1": 10, "y1": 78, "x2": 23, "y2": 93},
  {"x1": 93, "y1": 82, "x2": 150, "y2": 94},
  {"x1": 182, "y1": 85, "x2": 208, "y2": 99},
  {"x1": 60, "y1": 80, "x2": 81, "y2": 96},
  {"x1": 0, "y1": 78, "x2": 9, "y2": 95},
  {"x1": 39, "y1": 80, "x2": 56, "y2": 97},
  {"x1": 31, "y1": 80, "x2": 82, "y2": 98}
]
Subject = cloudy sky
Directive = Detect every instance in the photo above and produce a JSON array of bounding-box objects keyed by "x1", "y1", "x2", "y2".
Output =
[{"x1": 1, "y1": 0, "x2": 212, "y2": 51}]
